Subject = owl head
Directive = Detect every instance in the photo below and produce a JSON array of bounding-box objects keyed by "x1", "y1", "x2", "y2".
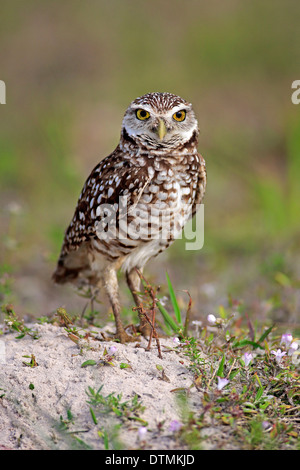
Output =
[{"x1": 121, "y1": 92, "x2": 198, "y2": 150}]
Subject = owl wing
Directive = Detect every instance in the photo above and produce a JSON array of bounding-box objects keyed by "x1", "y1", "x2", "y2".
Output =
[
  {"x1": 192, "y1": 153, "x2": 206, "y2": 218},
  {"x1": 52, "y1": 147, "x2": 152, "y2": 283}
]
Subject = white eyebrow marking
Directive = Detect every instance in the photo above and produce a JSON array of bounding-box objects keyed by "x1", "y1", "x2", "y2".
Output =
[
  {"x1": 130, "y1": 104, "x2": 153, "y2": 112},
  {"x1": 165, "y1": 104, "x2": 190, "y2": 117}
]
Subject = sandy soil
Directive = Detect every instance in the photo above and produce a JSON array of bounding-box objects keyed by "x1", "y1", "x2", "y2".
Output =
[{"x1": 0, "y1": 322, "x2": 208, "y2": 450}]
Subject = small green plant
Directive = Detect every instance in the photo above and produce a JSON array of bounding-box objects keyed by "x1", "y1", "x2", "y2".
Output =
[
  {"x1": 152, "y1": 277, "x2": 299, "y2": 451},
  {"x1": 36, "y1": 316, "x2": 52, "y2": 324},
  {"x1": 181, "y1": 336, "x2": 206, "y2": 380},
  {"x1": 241, "y1": 416, "x2": 279, "y2": 450},
  {"x1": 97, "y1": 424, "x2": 124, "y2": 450},
  {"x1": 173, "y1": 390, "x2": 204, "y2": 450},
  {"x1": 86, "y1": 385, "x2": 146, "y2": 424},
  {"x1": 157, "y1": 272, "x2": 191, "y2": 338},
  {"x1": 55, "y1": 307, "x2": 75, "y2": 327},
  {"x1": 22, "y1": 354, "x2": 38, "y2": 367},
  {"x1": 0, "y1": 265, "x2": 14, "y2": 311},
  {"x1": 3, "y1": 305, "x2": 39, "y2": 339},
  {"x1": 52, "y1": 407, "x2": 93, "y2": 450},
  {"x1": 86, "y1": 385, "x2": 147, "y2": 450},
  {"x1": 59, "y1": 409, "x2": 74, "y2": 432}
]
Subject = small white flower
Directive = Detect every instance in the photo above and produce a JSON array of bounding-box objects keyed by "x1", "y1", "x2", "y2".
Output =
[
  {"x1": 243, "y1": 352, "x2": 253, "y2": 367},
  {"x1": 158, "y1": 296, "x2": 168, "y2": 307},
  {"x1": 280, "y1": 333, "x2": 293, "y2": 347},
  {"x1": 138, "y1": 426, "x2": 147, "y2": 440},
  {"x1": 192, "y1": 320, "x2": 202, "y2": 327},
  {"x1": 169, "y1": 420, "x2": 182, "y2": 432},
  {"x1": 288, "y1": 341, "x2": 298, "y2": 356},
  {"x1": 262, "y1": 421, "x2": 272, "y2": 431},
  {"x1": 271, "y1": 349, "x2": 286, "y2": 363},
  {"x1": 217, "y1": 376, "x2": 229, "y2": 391},
  {"x1": 108, "y1": 345, "x2": 117, "y2": 355},
  {"x1": 172, "y1": 337, "x2": 180, "y2": 346},
  {"x1": 207, "y1": 314, "x2": 216, "y2": 325}
]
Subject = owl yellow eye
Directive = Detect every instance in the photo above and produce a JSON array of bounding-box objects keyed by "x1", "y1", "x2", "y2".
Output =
[
  {"x1": 172, "y1": 110, "x2": 186, "y2": 122},
  {"x1": 136, "y1": 109, "x2": 150, "y2": 120}
]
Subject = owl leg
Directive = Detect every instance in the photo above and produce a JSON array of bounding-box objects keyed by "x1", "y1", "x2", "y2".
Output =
[
  {"x1": 103, "y1": 267, "x2": 135, "y2": 343},
  {"x1": 126, "y1": 267, "x2": 143, "y2": 305},
  {"x1": 126, "y1": 267, "x2": 152, "y2": 337}
]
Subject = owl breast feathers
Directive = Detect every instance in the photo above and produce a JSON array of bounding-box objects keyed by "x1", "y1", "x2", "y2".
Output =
[{"x1": 53, "y1": 92, "x2": 206, "y2": 343}]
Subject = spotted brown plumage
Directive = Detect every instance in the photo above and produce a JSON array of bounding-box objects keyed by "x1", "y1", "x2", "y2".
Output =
[{"x1": 53, "y1": 92, "x2": 206, "y2": 343}]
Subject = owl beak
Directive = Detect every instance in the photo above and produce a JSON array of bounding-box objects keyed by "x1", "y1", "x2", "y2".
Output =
[{"x1": 157, "y1": 119, "x2": 167, "y2": 140}]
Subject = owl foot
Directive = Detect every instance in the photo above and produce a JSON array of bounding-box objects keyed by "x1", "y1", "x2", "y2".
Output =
[
  {"x1": 114, "y1": 329, "x2": 137, "y2": 344},
  {"x1": 100, "y1": 327, "x2": 138, "y2": 344},
  {"x1": 136, "y1": 322, "x2": 152, "y2": 338}
]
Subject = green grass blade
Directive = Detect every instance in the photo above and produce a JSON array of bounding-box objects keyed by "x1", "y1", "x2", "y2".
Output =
[
  {"x1": 90, "y1": 407, "x2": 98, "y2": 425},
  {"x1": 232, "y1": 339, "x2": 264, "y2": 350},
  {"x1": 157, "y1": 301, "x2": 180, "y2": 333},
  {"x1": 255, "y1": 387, "x2": 264, "y2": 402},
  {"x1": 166, "y1": 272, "x2": 182, "y2": 325},
  {"x1": 103, "y1": 430, "x2": 109, "y2": 450},
  {"x1": 257, "y1": 325, "x2": 275, "y2": 345},
  {"x1": 216, "y1": 354, "x2": 225, "y2": 378}
]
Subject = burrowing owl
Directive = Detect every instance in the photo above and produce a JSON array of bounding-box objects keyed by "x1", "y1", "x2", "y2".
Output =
[{"x1": 53, "y1": 92, "x2": 206, "y2": 343}]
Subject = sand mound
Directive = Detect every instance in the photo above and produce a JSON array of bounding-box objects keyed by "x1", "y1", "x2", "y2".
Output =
[{"x1": 0, "y1": 322, "x2": 205, "y2": 450}]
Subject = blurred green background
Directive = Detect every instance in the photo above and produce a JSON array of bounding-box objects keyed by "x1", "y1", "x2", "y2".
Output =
[{"x1": 1, "y1": 0, "x2": 299, "y2": 328}]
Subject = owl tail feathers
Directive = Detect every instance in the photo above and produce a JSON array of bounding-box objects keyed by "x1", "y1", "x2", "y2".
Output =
[
  {"x1": 52, "y1": 262, "x2": 80, "y2": 284},
  {"x1": 52, "y1": 246, "x2": 95, "y2": 286}
]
